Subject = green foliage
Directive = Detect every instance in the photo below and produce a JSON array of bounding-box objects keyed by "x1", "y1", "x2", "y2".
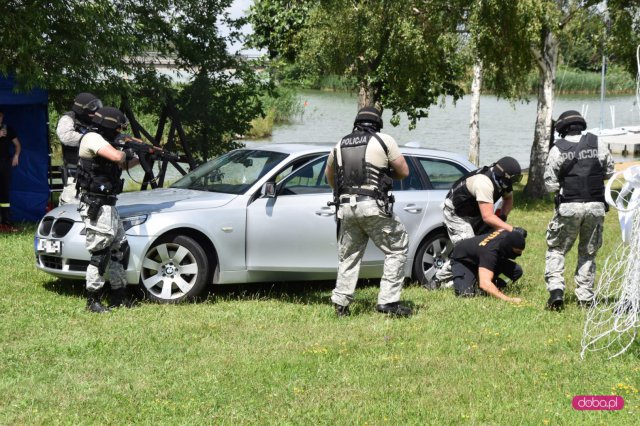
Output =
[
  {"x1": 608, "y1": 0, "x2": 640, "y2": 77},
  {"x1": 554, "y1": 64, "x2": 637, "y2": 94},
  {"x1": 250, "y1": 0, "x2": 467, "y2": 128},
  {"x1": 0, "y1": 0, "x2": 267, "y2": 160},
  {"x1": 176, "y1": 69, "x2": 262, "y2": 161}
]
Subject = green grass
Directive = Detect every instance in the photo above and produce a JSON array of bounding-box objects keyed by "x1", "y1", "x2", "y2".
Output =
[{"x1": 1, "y1": 188, "x2": 639, "y2": 424}]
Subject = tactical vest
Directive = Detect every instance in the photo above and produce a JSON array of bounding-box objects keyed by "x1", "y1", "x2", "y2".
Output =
[
  {"x1": 75, "y1": 134, "x2": 124, "y2": 197},
  {"x1": 447, "y1": 166, "x2": 503, "y2": 218},
  {"x1": 335, "y1": 130, "x2": 391, "y2": 199},
  {"x1": 556, "y1": 133, "x2": 605, "y2": 203}
]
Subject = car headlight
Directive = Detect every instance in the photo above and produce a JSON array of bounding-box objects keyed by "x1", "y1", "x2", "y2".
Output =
[{"x1": 122, "y1": 214, "x2": 148, "y2": 231}]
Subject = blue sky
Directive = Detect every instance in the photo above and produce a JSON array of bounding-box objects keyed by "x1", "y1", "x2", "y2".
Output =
[{"x1": 226, "y1": 0, "x2": 259, "y2": 54}]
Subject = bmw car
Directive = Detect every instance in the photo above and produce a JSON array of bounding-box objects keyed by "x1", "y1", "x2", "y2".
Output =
[{"x1": 35, "y1": 143, "x2": 475, "y2": 303}]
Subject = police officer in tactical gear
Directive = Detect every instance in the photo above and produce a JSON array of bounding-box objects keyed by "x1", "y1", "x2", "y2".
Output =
[
  {"x1": 325, "y1": 106, "x2": 412, "y2": 317},
  {"x1": 449, "y1": 229, "x2": 525, "y2": 303},
  {"x1": 432, "y1": 156, "x2": 526, "y2": 288},
  {"x1": 544, "y1": 110, "x2": 614, "y2": 310},
  {"x1": 56, "y1": 92, "x2": 103, "y2": 205},
  {"x1": 76, "y1": 106, "x2": 139, "y2": 313}
]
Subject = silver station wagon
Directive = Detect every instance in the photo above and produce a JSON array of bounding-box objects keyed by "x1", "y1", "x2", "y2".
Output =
[{"x1": 35, "y1": 143, "x2": 475, "y2": 303}]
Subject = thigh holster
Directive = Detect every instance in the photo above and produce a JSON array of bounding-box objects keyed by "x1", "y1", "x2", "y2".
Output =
[{"x1": 90, "y1": 248, "x2": 110, "y2": 276}]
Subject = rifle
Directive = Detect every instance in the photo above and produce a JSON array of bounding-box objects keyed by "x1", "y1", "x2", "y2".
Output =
[{"x1": 114, "y1": 134, "x2": 181, "y2": 185}]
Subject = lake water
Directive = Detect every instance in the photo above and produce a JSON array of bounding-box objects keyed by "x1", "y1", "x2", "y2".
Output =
[
  {"x1": 131, "y1": 89, "x2": 640, "y2": 186},
  {"x1": 247, "y1": 90, "x2": 640, "y2": 169}
]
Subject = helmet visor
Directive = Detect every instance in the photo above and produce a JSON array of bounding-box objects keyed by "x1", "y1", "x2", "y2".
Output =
[
  {"x1": 507, "y1": 173, "x2": 523, "y2": 184},
  {"x1": 84, "y1": 98, "x2": 103, "y2": 113}
]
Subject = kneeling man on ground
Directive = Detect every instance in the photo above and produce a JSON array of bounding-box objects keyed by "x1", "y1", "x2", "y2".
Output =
[{"x1": 450, "y1": 229, "x2": 526, "y2": 303}]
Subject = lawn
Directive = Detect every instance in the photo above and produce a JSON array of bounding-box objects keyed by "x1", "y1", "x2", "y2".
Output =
[{"x1": 1, "y1": 190, "x2": 638, "y2": 424}]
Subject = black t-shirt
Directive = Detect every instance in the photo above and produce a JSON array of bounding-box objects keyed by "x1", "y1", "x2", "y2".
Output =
[
  {"x1": 450, "y1": 230, "x2": 510, "y2": 271},
  {"x1": 0, "y1": 125, "x2": 17, "y2": 159}
]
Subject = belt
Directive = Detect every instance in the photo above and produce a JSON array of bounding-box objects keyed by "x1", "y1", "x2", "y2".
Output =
[
  {"x1": 81, "y1": 193, "x2": 118, "y2": 206},
  {"x1": 339, "y1": 195, "x2": 377, "y2": 204}
]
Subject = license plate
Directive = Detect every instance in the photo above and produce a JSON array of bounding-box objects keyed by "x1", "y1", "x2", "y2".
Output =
[{"x1": 36, "y1": 238, "x2": 61, "y2": 255}]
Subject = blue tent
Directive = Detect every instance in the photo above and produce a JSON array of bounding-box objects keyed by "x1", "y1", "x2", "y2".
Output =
[{"x1": 0, "y1": 76, "x2": 49, "y2": 222}]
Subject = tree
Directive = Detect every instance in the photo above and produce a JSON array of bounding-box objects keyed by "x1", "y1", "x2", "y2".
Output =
[
  {"x1": 0, "y1": 0, "x2": 265, "y2": 159},
  {"x1": 464, "y1": 0, "x2": 535, "y2": 166},
  {"x1": 250, "y1": 0, "x2": 467, "y2": 126}
]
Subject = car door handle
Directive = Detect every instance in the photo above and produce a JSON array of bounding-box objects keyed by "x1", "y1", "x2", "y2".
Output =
[
  {"x1": 403, "y1": 204, "x2": 423, "y2": 213},
  {"x1": 315, "y1": 207, "x2": 335, "y2": 217}
]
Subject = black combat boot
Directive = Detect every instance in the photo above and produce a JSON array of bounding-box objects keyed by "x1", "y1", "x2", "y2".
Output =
[
  {"x1": 334, "y1": 303, "x2": 351, "y2": 318},
  {"x1": 109, "y1": 287, "x2": 128, "y2": 309},
  {"x1": 376, "y1": 302, "x2": 413, "y2": 317},
  {"x1": 546, "y1": 289, "x2": 564, "y2": 311},
  {"x1": 87, "y1": 290, "x2": 109, "y2": 313}
]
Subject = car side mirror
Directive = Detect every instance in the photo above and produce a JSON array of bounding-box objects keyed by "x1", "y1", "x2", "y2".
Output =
[{"x1": 263, "y1": 181, "x2": 276, "y2": 198}]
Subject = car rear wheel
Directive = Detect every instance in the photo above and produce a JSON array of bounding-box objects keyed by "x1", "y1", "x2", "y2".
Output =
[
  {"x1": 140, "y1": 235, "x2": 211, "y2": 303},
  {"x1": 412, "y1": 230, "x2": 453, "y2": 289}
]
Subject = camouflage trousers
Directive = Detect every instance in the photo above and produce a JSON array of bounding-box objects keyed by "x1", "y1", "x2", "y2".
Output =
[
  {"x1": 331, "y1": 200, "x2": 409, "y2": 307},
  {"x1": 59, "y1": 177, "x2": 78, "y2": 206},
  {"x1": 545, "y1": 202, "x2": 606, "y2": 301},
  {"x1": 79, "y1": 201, "x2": 128, "y2": 292},
  {"x1": 435, "y1": 199, "x2": 479, "y2": 284}
]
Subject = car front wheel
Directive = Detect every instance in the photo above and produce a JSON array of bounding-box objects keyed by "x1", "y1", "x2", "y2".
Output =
[
  {"x1": 140, "y1": 235, "x2": 211, "y2": 303},
  {"x1": 412, "y1": 230, "x2": 453, "y2": 289}
]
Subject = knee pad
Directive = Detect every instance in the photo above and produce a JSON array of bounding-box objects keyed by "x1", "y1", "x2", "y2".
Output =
[
  {"x1": 90, "y1": 248, "x2": 110, "y2": 276},
  {"x1": 110, "y1": 240, "x2": 130, "y2": 268}
]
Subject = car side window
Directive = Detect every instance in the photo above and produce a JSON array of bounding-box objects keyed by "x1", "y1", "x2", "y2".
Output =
[
  {"x1": 418, "y1": 158, "x2": 467, "y2": 190},
  {"x1": 279, "y1": 156, "x2": 332, "y2": 195},
  {"x1": 392, "y1": 156, "x2": 424, "y2": 191}
]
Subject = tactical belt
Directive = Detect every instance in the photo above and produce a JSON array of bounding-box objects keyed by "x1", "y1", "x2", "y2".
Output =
[
  {"x1": 340, "y1": 195, "x2": 377, "y2": 204},
  {"x1": 81, "y1": 193, "x2": 117, "y2": 206}
]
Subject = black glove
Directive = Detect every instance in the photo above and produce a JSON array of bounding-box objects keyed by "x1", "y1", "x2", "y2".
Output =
[
  {"x1": 513, "y1": 227, "x2": 528, "y2": 238},
  {"x1": 123, "y1": 148, "x2": 136, "y2": 161}
]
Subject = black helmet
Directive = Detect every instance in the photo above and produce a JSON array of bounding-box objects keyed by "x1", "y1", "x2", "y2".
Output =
[
  {"x1": 354, "y1": 107, "x2": 383, "y2": 131},
  {"x1": 493, "y1": 156, "x2": 522, "y2": 188},
  {"x1": 92, "y1": 106, "x2": 127, "y2": 140},
  {"x1": 72, "y1": 93, "x2": 102, "y2": 124},
  {"x1": 555, "y1": 110, "x2": 586, "y2": 137}
]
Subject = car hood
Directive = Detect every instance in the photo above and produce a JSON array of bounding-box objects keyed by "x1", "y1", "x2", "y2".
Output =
[
  {"x1": 115, "y1": 188, "x2": 237, "y2": 217},
  {"x1": 48, "y1": 189, "x2": 237, "y2": 221}
]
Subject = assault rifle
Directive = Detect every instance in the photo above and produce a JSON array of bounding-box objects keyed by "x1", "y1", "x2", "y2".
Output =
[{"x1": 114, "y1": 134, "x2": 181, "y2": 186}]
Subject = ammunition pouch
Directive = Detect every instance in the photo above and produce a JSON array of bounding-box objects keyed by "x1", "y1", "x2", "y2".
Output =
[{"x1": 90, "y1": 248, "x2": 110, "y2": 276}]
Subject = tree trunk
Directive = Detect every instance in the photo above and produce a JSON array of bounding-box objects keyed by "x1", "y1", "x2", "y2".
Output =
[
  {"x1": 524, "y1": 28, "x2": 558, "y2": 199},
  {"x1": 357, "y1": 81, "x2": 376, "y2": 110},
  {"x1": 468, "y1": 60, "x2": 482, "y2": 167}
]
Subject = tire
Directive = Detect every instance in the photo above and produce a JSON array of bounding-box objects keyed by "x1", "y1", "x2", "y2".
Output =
[
  {"x1": 140, "y1": 235, "x2": 211, "y2": 303},
  {"x1": 412, "y1": 230, "x2": 453, "y2": 289}
]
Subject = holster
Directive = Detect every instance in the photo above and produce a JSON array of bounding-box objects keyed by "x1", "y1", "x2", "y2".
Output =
[{"x1": 81, "y1": 194, "x2": 116, "y2": 221}]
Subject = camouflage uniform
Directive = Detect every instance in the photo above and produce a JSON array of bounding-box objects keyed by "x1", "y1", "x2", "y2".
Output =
[
  {"x1": 544, "y1": 134, "x2": 614, "y2": 301},
  {"x1": 435, "y1": 199, "x2": 480, "y2": 284},
  {"x1": 331, "y1": 199, "x2": 408, "y2": 306},
  {"x1": 78, "y1": 202, "x2": 128, "y2": 292}
]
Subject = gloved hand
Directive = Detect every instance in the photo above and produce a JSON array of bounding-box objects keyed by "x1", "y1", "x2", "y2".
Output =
[
  {"x1": 123, "y1": 148, "x2": 136, "y2": 161},
  {"x1": 513, "y1": 226, "x2": 528, "y2": 238}
]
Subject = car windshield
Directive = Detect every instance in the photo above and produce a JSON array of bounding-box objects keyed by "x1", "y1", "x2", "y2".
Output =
[{"x1": 171, "y1": 149, "x2": 288, "y2": 194}]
